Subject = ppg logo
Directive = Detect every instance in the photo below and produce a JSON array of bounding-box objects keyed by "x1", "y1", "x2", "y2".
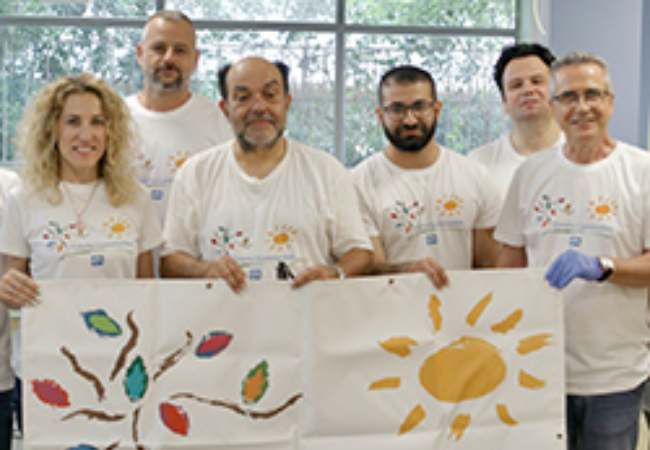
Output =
[{"x1": 91, "y1": 254, "x2": 105, "y2": 266}]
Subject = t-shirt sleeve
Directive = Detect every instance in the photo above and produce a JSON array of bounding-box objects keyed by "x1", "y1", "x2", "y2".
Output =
[
  {"x1": 136, "y1": 189, "x2": 164, "y2": 253},
  {"x1": 473, "y1": 164, "x2": 503, "y2": 229},
  {"x1": 349, "y1": 168, "x2": 380, "y2": 238},
  {"x1": 494, "y1": 166, "x2": 525, "y2": 248},
  {"x1": 328, "y1": 167, "x2": 373, "y2": 259},
  {"x1": 162, "y1": 164, "x2": 201, "y2": 258},
  {"x1": 0, "y1": 190, "x2": 29, "y2": 258}
]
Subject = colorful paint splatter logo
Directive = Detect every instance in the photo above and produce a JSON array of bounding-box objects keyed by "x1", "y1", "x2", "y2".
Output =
[
  {"x1": 30, "y1": 309, "x2": 302, "y2": 449},
  {"x1": 435, "y1": 194, "x2": 464, "y2": 218},
  {"x1": 211, "y1": 226, "x2": 252, "y2": 255},
  {"x1": 369, "y1": 292, "x2": 553, "y2": 441},
  {"x1": 390, "y1": 200, "x2": 425, "y2": 234},
  {"x1": 43, "y1": 221, "x2": 75, "y2": 253},
  {"x1": 588, "y1": 196, "x2": 618, "y2": 222},
  {"x1": 533, "y1": 195, "x2": 574, "y2": 228}
]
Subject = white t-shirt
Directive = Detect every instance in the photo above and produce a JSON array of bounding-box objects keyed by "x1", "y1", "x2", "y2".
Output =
[
  {"x1": 350, "y1": 147, "x2": 502, "y2": 270},
  {"x1": 495, "y1": 143, "x2": 650, "y2": 395},
  {"x1": 126, "y1": 94, "x2": 232, "y2": 225},
  {"x1": 469, "y1": 133, "x2": 564, "y2": 196},
  {"x1": 0, "y1": 169, "x2": 20, "y2": 391},
  {"x1": 0, "y1": 181, "x2": 163, "y2": 280},
  {"x1": 164, "y1": 140, "x2": 372, "y2": 281}
]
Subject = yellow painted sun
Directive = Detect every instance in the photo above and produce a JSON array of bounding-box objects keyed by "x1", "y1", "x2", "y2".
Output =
[
  {"x1": 588, "y1": 196, "x2": 618, "y2": 221},
  {"x1": 435, "y1": 194, "x2": 464, "y2": 218},
  {"x1": 167, "y1": 150, "x2": 190, "y2": 173},
  {"x1": 267, "y1": 224, "x2": 297, "y2": 251},
  {"x1": 103, "y1": 216, "x2": 131, "y2": 239},
  {"x1": 370, "y1": 292, "x2": 552, "y2": 441}
]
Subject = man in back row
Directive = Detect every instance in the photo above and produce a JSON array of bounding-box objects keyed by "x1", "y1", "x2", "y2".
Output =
[
  {"x1": 469, "y1": 43, "x2": 562, "y2": 195},
  {"x1": 127, "y1": 10, "x2": 231, "y2": 225},
  {"x1": 161, "y1": 56, "x2": 372, "y2": 289},
  {"x1": 351, "y1": 65, "x2": 502, "y2": 288}
]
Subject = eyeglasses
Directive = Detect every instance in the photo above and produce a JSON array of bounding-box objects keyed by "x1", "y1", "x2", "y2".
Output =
[
  {"x1": 382, "y1": 101, "x2": 435, "y2": 120},
  {"x1": 552, "y1": 88, "x2": 611, "y2": 107}
]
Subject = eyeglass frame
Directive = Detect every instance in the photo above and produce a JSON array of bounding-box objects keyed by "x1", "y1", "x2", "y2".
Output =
[
  {"x1": 381, "y1": 100, "x2": 436, "y2": 120},
  {"x1": 552, "y1": 88, "x2": 611, "y2": 107}
]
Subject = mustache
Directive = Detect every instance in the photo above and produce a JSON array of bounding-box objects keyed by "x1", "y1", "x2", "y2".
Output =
[
  {"x1": 245, "y1": 113, "x2": 275, "y2": 125},
  {"x1": 154, "y1": 63, "x2": 181, "y2": 74}
]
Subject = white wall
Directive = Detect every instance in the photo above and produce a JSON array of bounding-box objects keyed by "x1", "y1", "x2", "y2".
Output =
[{"x1": 545, "y1": 0, "x2": 645, "y2": 147}]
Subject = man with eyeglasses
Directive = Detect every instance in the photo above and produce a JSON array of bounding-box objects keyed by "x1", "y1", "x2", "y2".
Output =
[
  {"x1": 350, "y1": 65, "x2": 501, "y2": 288},
  {"x1": 469, "y1": 43, "x2": 563, "y2": 196},
  {"x1": 496, "y1": 51, "x2": 650, "y2": 450}
]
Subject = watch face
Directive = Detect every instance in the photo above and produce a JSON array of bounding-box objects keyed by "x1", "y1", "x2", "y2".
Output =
[{"x1": 597, "y1": 257, "x2": 615, "y2": 282}]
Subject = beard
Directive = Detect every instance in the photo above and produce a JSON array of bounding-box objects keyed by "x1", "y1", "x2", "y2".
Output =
[
  {"x1": 383, "y1": 120, "x2": 437, "y2": 153},
  {"x1": 237, "y1": 114, "x2": 285, "y2": 152},
  {"x1": 149, "y1": 64, "x2": 184, "y2": 91}
]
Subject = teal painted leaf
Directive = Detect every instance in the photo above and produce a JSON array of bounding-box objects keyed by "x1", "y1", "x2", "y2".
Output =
[
  {"x1": 241, "y1": 360, "x2": 269, "y2": 405},
  {"x1": 124, "y1": 356, "x2": 148, "y2": 402},
  {"x1": 82, "y1": 310, "x2": 122, "y2": 337}
]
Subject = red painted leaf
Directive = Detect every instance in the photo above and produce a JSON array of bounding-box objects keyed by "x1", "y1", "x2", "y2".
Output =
[
  {"x1": 195, "y1": 331, "x2": 233, "y2": 358},
  {"x1": 159, "y1": 402, "x2": 189, "y2": 436},
  {"x1": 31, "y1": 379, "x2": 70, "y2": 407}
]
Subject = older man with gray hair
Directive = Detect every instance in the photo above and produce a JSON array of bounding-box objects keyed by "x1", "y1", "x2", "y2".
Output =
[{"x1": 496, "y1": 51, "x2": 650, "y2": 450}]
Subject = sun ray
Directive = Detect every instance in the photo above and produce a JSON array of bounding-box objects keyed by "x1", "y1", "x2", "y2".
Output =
[
  {"x1": 399, "y1": 404, "x2": 426, "y2": 435},
  {"x1": 466, "y1": 292, "x2": 492, "y2": 327},
  {"x1": 379, "y1": 337, "x2": 418, "y2": 358},
  {"x1": 449, "y1": 413, "x2": 471, "y2": 441},
  {"x1": 519, "y1": 370, "x2": 546, "y2": 390},
  {"x1": 496, "y1": 403, "x2": 518, "y2": 426},
  {"x1": 369, "y1": 377, "x2": 401, "y2": 390},
  {"x1": 517, "y1": 333, "x2": 553, "y2": 355},
  {"x1": 428, "y1": 294, "x2": 442, "y2": 332},
  {"x1": 491, "y1": 309, "x2": 523, "y2": 334}
]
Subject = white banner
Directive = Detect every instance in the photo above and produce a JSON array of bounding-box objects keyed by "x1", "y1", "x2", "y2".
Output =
[{"x1": 22, "y1": 270, "x2": 565, "y2": 450}]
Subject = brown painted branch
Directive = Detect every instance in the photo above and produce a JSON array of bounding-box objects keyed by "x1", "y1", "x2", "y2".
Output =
[
  {"x1": 132, "y1": 405, "x2": 142, "y2": 448},
  {"x1": 60, "y1": 346, "x2": 106, "y2": 401},
  {"x1": 110, "y1": 311, "x2": 139, "y2": 381},
  {"x1": 170, "y1": 392, "x2": 303, "y2": 419},
  {"x1": 153, "y1": 331, "x2": 193, "y2": 381},
  {"x1": 104, "y1": 441, "x2": 120, "y2": 450},
  {"x1": 61, "y1": 409, "x2": 126, "y2": 422}
]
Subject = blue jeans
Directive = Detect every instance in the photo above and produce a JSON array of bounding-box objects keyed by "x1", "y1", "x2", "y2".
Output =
[
  {"x1": 0, "y1": 389, "x2": 12, "y2": 450},
  {"x1": 567, "y1": 381, "x2": 646, "y2": 450}
]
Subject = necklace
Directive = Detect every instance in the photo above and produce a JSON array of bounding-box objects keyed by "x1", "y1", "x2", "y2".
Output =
[{"x1": 61, "y1": 181, "x2": 99, "y2": 237}]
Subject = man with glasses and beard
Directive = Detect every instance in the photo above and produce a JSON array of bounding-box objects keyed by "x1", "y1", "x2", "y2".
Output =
[
  {"x1": 350, "y1": 65, "x2": 501, "y2": 288},
  {"x1": 126, "y1": 10, "x2": 231, "y2": 227}
]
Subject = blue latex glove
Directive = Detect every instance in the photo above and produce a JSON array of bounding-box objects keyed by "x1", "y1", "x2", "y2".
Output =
[{"x1": 545, "y1": 249, "x2": 601, "y2": 289}]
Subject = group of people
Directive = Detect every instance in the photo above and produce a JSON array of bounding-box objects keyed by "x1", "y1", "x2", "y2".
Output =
[{"x1": 0, "y1": 9, "x2": 648, "y2": 450}]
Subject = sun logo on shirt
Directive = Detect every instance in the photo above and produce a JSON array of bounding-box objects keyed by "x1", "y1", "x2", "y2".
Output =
[
  {"x1": 103, "y1": 216, "x2": 131, "y2": 239},
  {"x1": 369, "y1": 292, "x2": 553, "y2": 441},
  {"x1": 588, "y1": 196, "x2": 618, "y2": 221},
  {"x1": 267, "y1": 225, "x2": 297, "y2": 252},
  {"x1": 167, "y1": 150, "x2": 191, "y2": 174},
  {"x1": 435, "y1": 194, "x2": 463, "y2": 218}
]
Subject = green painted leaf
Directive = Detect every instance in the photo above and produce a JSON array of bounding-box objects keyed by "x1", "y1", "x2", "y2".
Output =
[
  {"x1": 241, "y1": 360, "x2": 269, "y2": 405},
  {"x1": 124, "y1": 356, "x2": 148, "y2": 402},
  {"x1": 82, "y1": 310, "x2": 122, "y2": 337}
]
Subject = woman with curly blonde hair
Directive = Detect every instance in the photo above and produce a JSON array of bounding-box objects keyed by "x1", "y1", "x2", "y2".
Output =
[
  {"x1": 0, "y1": 70, "x2": 162, "y2": 294},
  {"x1": 0, "y1": 73, "x2": 163, "y2": 440}
]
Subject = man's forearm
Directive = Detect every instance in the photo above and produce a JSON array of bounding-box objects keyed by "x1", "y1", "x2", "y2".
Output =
[{"x1": 160, "y1": 252, "x2": 209, "y2": 278}]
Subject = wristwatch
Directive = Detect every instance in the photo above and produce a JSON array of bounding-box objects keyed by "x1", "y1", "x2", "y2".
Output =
[{"x1": 596, "y1": 257, "x2": 615, "y2": 282}]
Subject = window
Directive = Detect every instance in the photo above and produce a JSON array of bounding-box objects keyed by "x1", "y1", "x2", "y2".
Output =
[{"x1": 0, "y1": 0, "x2": 516, "y2": 166}]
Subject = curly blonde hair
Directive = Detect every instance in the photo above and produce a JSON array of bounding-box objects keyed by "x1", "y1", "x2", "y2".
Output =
[{"x1": 17, "y1": 73, "x2": 139, "y2": 207}]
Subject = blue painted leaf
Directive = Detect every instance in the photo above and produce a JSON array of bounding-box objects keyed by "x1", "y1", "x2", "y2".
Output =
[
  {"x1": 124, "y1": 356, "x2": 148, "y2": 402},
  {"x1": 195, "y1": 331, "x2": 233, "y2": 358},
  {"x1": 82, "y1": 310, "x2": 122, "y2": 337},
  {"x1": 66, "y1": 445, "x2": 99, "y2": 450}
]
